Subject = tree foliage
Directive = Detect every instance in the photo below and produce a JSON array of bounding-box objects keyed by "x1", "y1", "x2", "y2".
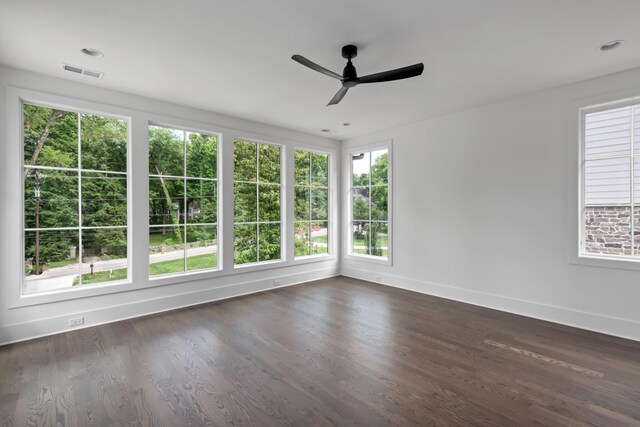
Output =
[
  {"x1": 234, "y1": 141, "x2": 282, "y2": 264},
  {"x1": 23, "y1": 105, "x2": 128, "y2": 274},
  {"x1": 351, "y1": 151, "x2": 388, "y2": 256}
]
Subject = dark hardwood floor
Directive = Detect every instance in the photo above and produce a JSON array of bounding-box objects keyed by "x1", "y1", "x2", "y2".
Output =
[{"x1": 1, "y1": 276, "x2": 639, "y2": 426}]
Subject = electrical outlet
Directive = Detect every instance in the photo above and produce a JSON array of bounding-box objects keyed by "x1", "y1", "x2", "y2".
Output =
[
  {"x1": 69, "y1": 316, "x2": 84, "y2": 327},
  {"x1": 273, "y1": 279, "x2": 282, "y2": 287},
  {"x1": 375, "y1": 276, "x2": 382, "y2": 282}
]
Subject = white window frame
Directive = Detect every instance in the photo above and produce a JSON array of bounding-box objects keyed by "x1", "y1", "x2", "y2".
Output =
[
  {"x1": 570, "y1": 91, "x2": 640, "y2": 271},
  {"x1": 293, "y1": 148, "x2": 333, "y2": 260},
  {"x1": 344, "y1": 140, "x2": 393, "y2": 265},
  {"x1": 147, "y1": 122, "x2": 222, "y2": 280},
  {"x1": 233, "y1": 137, "x2": 285, "y2": 268},
  {"x1": 6, "y1": 87, "x2": 134, "y2": 307}
]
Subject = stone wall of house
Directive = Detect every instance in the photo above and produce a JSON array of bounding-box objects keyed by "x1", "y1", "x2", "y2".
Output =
[{"x1": 584, "y1": 206, "x2": 640, "y2": 255}]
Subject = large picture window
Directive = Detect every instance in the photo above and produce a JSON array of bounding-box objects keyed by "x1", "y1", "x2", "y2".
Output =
[
  {"x1": 294, "y1": 150, "x2": 329, "y2": 257},
  {"x1": 148, "y1": 125, "x2": 218, "y2": 276},
  {"x1": 581, "y1": 102, "x2": 640, "y2": 260},
  {"x1": 350, "y1": 147, "x2": 389, "y2": 259},
  {"x1": 23, "y1": 103, "x2": 129, "y2": 294},
  {"x1": 234, "y1": 140, "x2": 281, "y2": 265}
]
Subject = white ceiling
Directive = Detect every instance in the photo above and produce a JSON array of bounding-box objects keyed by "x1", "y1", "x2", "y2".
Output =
[{"x1": 1, "y1": 0, "x2": 640, "y2": 140}]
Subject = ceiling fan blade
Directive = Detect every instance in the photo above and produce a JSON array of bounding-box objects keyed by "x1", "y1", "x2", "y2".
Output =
[
  {"x1": 292, "y1": 54, "x2": 343, "y2": 80},
  {"x1": 358, "y1": 63, "x2": 424, "y2": 84},
  {"x1": 327, "y1": 87, "x2": 349, "y2": 106}
]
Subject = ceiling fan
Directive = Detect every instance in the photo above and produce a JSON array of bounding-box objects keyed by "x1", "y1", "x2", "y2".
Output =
[{"x1": 292, "y1": 44, "x2": 424, "y2": 106}]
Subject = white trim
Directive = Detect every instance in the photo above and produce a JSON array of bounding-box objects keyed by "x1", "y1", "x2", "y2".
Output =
[
  {"x1": 343, "y1": 140, "x2": 393, "y2": 265},
  {"x1": 570, "y1": 89, "x2": 640, "y2": 270},
  {"x1": 292, "y1": 149, "x2": 332, "y2": 259},
  {"x1": 147, "y1": 121, "x2": 222, "y2": 277},
  {"x1": 8, "y1": 87, "x2": 135, "y2": 307},
  {"x1": 342, "y1": 268, "x2": 640, "y2": 342},
  {"x1": 232, "y1": 138, "x2": 284, "y2": 267}
]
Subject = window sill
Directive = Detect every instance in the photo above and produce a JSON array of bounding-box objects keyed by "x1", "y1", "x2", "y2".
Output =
[
  {"x1": 571, "y1": 253, "x2": 640, "y2": 272},
  {"x1": 344, "y1": 253, "x2": 392, "y2": 266},
  {"x1": 12, "y1": 279, "x2": 132, "y2": 308}
]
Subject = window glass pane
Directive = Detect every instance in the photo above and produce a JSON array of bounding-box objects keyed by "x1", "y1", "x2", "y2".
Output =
[
  {"x1": 584, "y1": 107, "x2": 631, "y2": 160},
  {"x1": 311, "y1": 221, "x2": 328, "y2": 255},
  {"x1": 352, "y1": 221, "x2": 368, "y2": 255},
  {"x1": 234, "y1": 183, "x2": 257, "y2": 223},
  {"x1": 371, "y1": 186, "x2": 388, "y2": 221},
  {"x1": 294, "y1": 221, "x2": 310, "y2": 257},
  {"x1": 352, "y1": 152, "x2": 370, "y2": 186},
  {"x1": 149, "y1": 177, "x2": 185, "y2": 226},
  {"x1": 149, "y1": 226, "x2": 185, "y2": 276},
  {"x1": 82, "y1": 172, "x2": 127, "y2": 227},
  {"x1": 234, "y1": 140, "x2": 257, "y2": 182},
  {"x1": 634, "y1": 109, "x2": 640, "y2": 153},
  {"x1": 235, "y1": 224, "x2": 257, "y2": 265},
  {"x1": 80, "y1": 228, "x2": 128, "y2": 285},
  {"x1": 24, "y1": 169, "x2": 78, "y2": 229},
  {"x1": 24, "y1": 229, "x2": 80, "y2": 293},
  {"x1": 186, "y1": 179, "x2": 216, "y2": 224},
  {"x1": 149, "y1": 126, "x2": 184, "y2": 176},
  {"x1": 23, "y1": 104, "x2": 78, "y2": 168},
  {"x1": 584, "y1": 207, "x2": 631, "y2": 256},
  {"x1": 295, "y1": 187, "x2": 310, "y2": 221},
  {"x1": 371, "y1": 149, "x2": 388, "y2": 185},
  {"x1": 294, "y1": 150, "x2": 310, "y2": 185},
  {"x1": 186, "y1": 132, "x2": 217, "y2": 179},
  {"x1": 584, "y1": 157, "x2": 631, "y2": 205},
  {"x1": 258, "y1": 184, "x2": 280, "y2": 222},
  {"x1": 81, "y1": 114, "x2": 127, "y2": 172},
  {"x1": 371, "y1": 222, "x2": 389, "y2": 257},
  {"x1": 258, "y1": 144, "x2": 280, "y2": 184},
  {"x1": 259, "y1": 223, "x2": 280, "y2": 262},
  {"x1": 186, "y1": 225, "x2": 217, "y2": 272},
  {"x1": 352, "y1": 188, "x2": 370, "y2": 221},
  {"x1": 311, "y1": 188, "x2": 328, "y2": 221},
  {"x1": 311, "y1": 153, "x2": 329, "y2": 187}
]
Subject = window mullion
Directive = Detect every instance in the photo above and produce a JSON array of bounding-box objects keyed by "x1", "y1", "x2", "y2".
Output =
[
  {"x1": 183, "y1": 130, "x2": 188, "y2": 272},
  {"x1": 631, "y1": 106, "x2": 636, "y2": 257},
  {"x1": 77, "y1": 113, "x2": 83, "y2": 285}
]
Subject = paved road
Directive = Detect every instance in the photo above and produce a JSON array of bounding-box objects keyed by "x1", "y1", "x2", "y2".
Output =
[{"x1": 28, "y1": 245, "x2": 218, "y2": 280}]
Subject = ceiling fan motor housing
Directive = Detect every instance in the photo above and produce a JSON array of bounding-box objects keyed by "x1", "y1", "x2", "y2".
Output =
[{"x1": 342, "y1": 45, "x2": 359, "y2": 86}]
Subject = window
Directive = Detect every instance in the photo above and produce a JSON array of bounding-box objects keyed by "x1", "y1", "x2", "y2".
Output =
[
  {"x1": 350, "y1": 147, "x2": 390, "y2": 259},
  {"x1": 149, "y1": 125, "x2": 218, "y2": 276},
  {"x1": 581, "y1": 102, "x2": 640, "y2": 260},
  {"x1": 234, "y1": 140, "x2": 281, "y2": 265},
  {"x1": 294, "y1": 150, "x2": 329, "y2": 257},
  {"x1": 23, "y1": 103, "x2": 129, "y2": 294}
]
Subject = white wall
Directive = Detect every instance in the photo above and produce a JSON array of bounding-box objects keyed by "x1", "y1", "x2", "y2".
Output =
[
  {"x1": 0, "y1": 65, "x2": 341, "y2": 344},
  {"x1": 341, "y1": 66, "x2": 640, "y2": 342}
]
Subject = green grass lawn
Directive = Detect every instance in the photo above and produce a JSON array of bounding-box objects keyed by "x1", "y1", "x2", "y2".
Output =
[
  {"x1": 74, "y1": 253, "x2": 218, "y2": 284},
  {"x1": 353, "y1": 235, "x2": 388, "y2": 247},
  {"x1": 150, "y1": 253, "x2": 217, "y2": 276},
  {"x1": 311, "y1": 235, "x2": 328, "y2": 244},
  {"x1": 75, "y1": 268, "x2": 128, "y2": 285},
  {"x1": 353, "y1": 248, "x2": 388, "y2": 257}
]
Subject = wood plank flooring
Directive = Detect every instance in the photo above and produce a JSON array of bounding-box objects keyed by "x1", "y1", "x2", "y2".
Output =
[{"x1": 1, "y1": 276, "x2": 639, "y2": 426}]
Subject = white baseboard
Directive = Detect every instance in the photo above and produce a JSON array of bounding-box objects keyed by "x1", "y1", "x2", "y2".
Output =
[
  {"x1": 0, "y1": 267, "x2": 339, "y2": 346},
  {"x1": 341, "y1": 267, "x2": 640, "y2": 342}
]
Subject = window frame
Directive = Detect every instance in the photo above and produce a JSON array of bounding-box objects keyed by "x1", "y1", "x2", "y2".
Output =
[
  {"x1": 147, "y1": 122, "x2": 222, "y2": 280},
  {"x1": 7, "y1": 87, "x2": 134, "y2": 307},
  {"x1": 293, "y1": 148, "x2": 332, "y2": 260},
  {"x1": 572, "y1": 92, "x2": 640, "y2": 271},
  {"x1": 345, "y1": 140, "x2": 393, "y2": 265},
  {"x1": 233, "y1": 137, "x2": 285, "y2": 268}
]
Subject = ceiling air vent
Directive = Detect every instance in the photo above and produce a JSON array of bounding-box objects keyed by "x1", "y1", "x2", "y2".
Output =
[{"x1": 62, "y1": 64, "x2": 104, "y2": 79}]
